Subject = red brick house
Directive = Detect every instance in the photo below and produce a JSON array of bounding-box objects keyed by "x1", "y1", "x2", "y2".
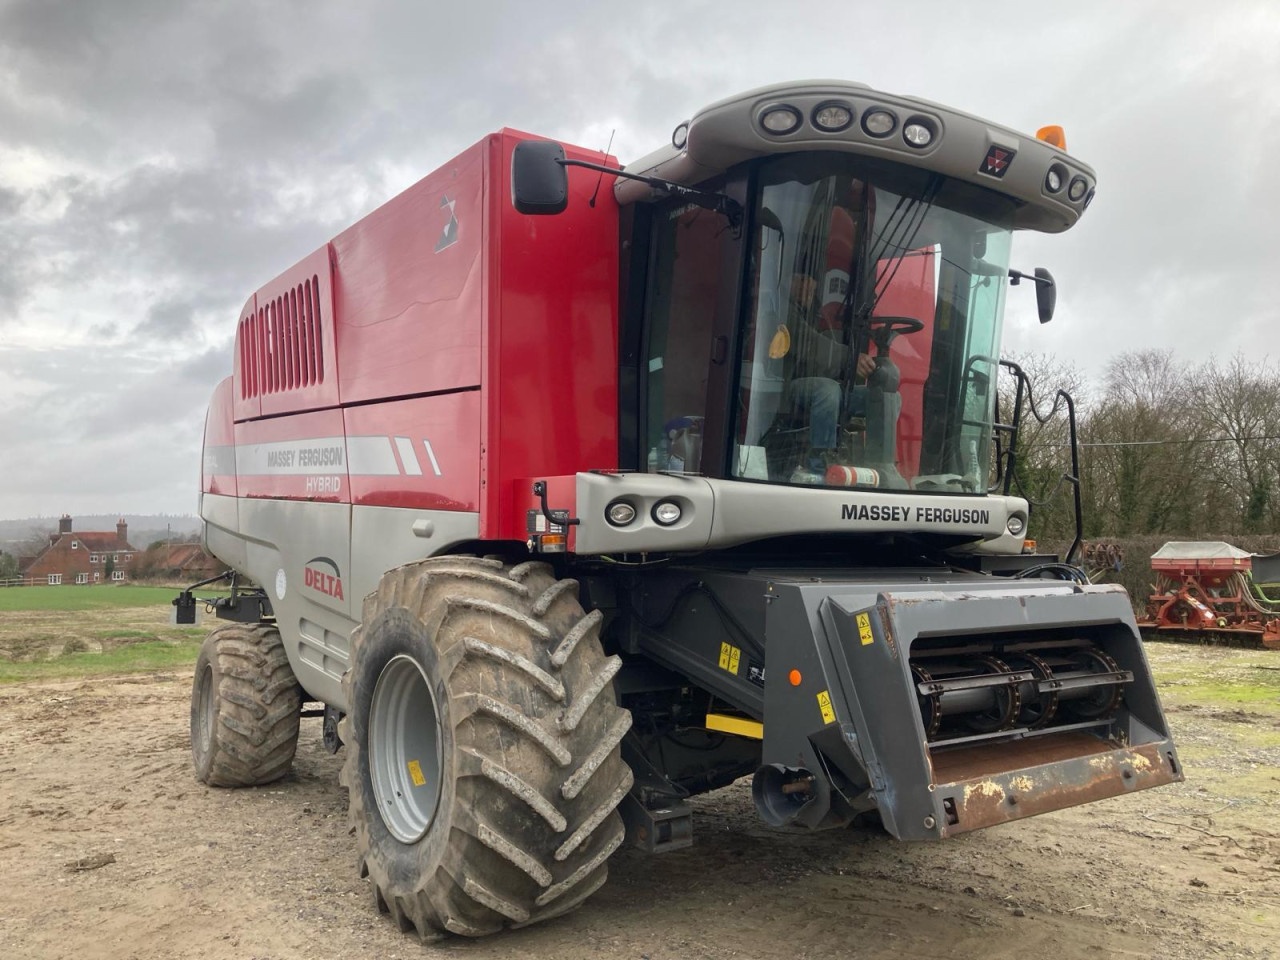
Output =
[
  {"x1": 21, "y1": 515, "x2": 138, "y2": 585},
  {"x1": 146, "y1": 541, "x2": 226, "y2": 579}
]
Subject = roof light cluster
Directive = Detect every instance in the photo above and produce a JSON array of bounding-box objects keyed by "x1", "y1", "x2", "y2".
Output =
[
  {"x1": 756, "y1": 99, "x2": 939, "y2": 151},
  {"x1": 1042, "y1": 161, "x2": 1095, "y2": 209}
]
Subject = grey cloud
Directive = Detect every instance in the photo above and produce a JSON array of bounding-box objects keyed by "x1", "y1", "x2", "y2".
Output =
[
  {"x1": 2, "y1": 0, "x2": 1277, "y2": 517},
  {"x1": 138, "y1": 297, "x2": 196, "y2": 339}
]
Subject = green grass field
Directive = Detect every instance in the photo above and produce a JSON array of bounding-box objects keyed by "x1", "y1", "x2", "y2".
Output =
[
  {"x1": 0, "y1": 584, "x2": 191, "y2": 612},
  {"x1": 0, "y1": 584, "x2": 220, "y2": 683},
  {"x1": 0, "y1": 639, "x2": 203, "y2": 683}
]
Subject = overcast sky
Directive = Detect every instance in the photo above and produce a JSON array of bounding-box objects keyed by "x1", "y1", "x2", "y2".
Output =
[{"x1": 1, "y1": 0, "x2": 1276, "y2": 519}]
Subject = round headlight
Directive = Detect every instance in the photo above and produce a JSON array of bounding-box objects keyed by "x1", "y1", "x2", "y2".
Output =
[
  {"x1": 903, "y1": 119, "x2": 934, "y2": 148},
  {"x1": 671, "y1": 122, "x2": 689, "y2": 150},
  {"x1": 1068, "y1": 177, "x2": 1089, "y2": 202},
  {"x1": 606, "y1": 500, "x2": 637, "y2": 526},
  {"x1": 861, "y1": 109, "x2": 896, "y2": 137},
  {"x1": 652, "y1": 500, "x2": 683, "y2": 526},
  {"x1": 1007, "y1": 515, "x2": 1026, "y2": 537},
  {"x1": 760, "y1": 105, "x2": 802, "y2": 135},
  {"x1": 812, "y1": 102, "x2": 853, "y2": 132},
  {"x1": 1045, "y1": 164, "x2": 1066, "y2": 193}
]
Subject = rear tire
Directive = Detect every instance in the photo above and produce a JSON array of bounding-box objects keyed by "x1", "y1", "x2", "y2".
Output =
[
  {"x1": 191, "y1": 622, "x2": 303, "y2": 787},
  {"x1": 340, "y1": 557, "x2": 633, "y2": 939}
]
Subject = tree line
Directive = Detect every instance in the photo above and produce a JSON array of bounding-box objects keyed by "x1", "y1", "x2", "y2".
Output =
[{"x1": 1001, "y1": 350, "x2": 1280, "y2": 542}]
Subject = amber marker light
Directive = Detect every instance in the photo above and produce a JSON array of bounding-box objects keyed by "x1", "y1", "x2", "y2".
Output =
[
  {"x1": 788, "y1": 669, "x2": 802, "y2": 686},
  {"x1": 1036, "y1": 125, "x2": 1067, "y2": 150}
]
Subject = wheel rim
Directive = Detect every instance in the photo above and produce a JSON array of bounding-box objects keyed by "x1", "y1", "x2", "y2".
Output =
[
  {"x1": 196, "y1": 663, "x2": 215, "y2": 754},
  {"x1": 368, "y1": 654, "x2": 444, "y2": 844}
]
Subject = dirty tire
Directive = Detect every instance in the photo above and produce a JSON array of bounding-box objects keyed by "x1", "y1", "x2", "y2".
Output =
[
  {"x1": 340, "y1": 557, "x2": 633, "y2": 939},
  {"x1": 191, "y1": 622, "x2": 303, "y2": 787}
]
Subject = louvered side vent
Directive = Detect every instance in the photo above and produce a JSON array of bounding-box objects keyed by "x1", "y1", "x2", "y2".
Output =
[{"x1": 240, "y1": 275, "x2": 325, "y2": 398}]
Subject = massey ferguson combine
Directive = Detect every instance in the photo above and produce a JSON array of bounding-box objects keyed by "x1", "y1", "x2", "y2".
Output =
[{"x1": 179, "y1": 79, "x2": 1183, "y2": 939}]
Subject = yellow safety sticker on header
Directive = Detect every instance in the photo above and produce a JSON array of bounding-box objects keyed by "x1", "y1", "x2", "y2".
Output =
[
  {"x1": 856, "y1": 611, "x2": 874, "y2": 646},
  {"x1": 407, "y1": 760, "x2": 426, "y2": 787},
  {"x1": 718, "y1": 641, "x2": 741, "y2": 675},
  {"x1": 817, "y1": 690, "x2": 835, "y2": 725}
]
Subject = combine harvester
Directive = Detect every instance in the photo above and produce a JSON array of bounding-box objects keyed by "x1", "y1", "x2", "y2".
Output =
[
  {"x1": 1140, "y1": 542, "x2": 1280, "y2": 649},
  {"x1": 178, "y1": 79, "x2": 1184, "y2": 939}
]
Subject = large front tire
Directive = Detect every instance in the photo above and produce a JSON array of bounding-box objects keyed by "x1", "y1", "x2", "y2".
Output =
[
  {"x1": 340, "y1": 557, "x2": 633, "y2": 938},
  {"x1": 191, "y1": 622, "x2": 303, "y2": 787}
]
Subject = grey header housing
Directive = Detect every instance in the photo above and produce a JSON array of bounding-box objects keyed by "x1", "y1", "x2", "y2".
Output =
[{"x1": 618, "y1": 79, "x2": 1095, "y2": 233}]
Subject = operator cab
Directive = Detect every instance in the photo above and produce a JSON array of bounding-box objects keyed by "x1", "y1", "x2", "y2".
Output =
[{"x1": 640, "y1": 152, "x2": 1011, "y2": 495}]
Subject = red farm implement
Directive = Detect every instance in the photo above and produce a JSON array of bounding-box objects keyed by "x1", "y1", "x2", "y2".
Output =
[{"x1": 1140, "y1": 541, "x2": 1280, "y2": 649}]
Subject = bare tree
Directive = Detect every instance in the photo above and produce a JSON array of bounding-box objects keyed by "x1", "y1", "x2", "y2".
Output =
[
  {"x1": 1190, "y1": 355, "x2": 1280, "y2": 534},
  {"x1": 1077, "y1": 351, "x2": 1211, "y2": 536}
]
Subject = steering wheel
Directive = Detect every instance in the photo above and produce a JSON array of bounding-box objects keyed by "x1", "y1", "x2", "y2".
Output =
[
  {"x1": 867, "y1": 315, "x2": 925, "y2": 336},
  {"x1": 866, "y1": 315, "x2": 924, "y2": 353}
]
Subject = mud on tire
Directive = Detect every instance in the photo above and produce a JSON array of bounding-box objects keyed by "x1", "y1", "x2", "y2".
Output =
[
  {"x1": 191, "y1": 622, "x2": 304, "y2": 787},
  {"x1": 340, "y1": 557, "x2": 633, "y2": 938}
]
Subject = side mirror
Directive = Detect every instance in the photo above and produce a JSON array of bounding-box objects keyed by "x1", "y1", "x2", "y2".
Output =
[
  {"x1": 511, "y1": 140, "x2": 568, "y2": 215},
  {"x1": 1034, "y1": 267, "x2": 1056, "y2": 323}
]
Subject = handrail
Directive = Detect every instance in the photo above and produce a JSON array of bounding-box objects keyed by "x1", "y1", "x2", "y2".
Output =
[{"x1": 997, "y1": 359, "x2": 1084, "y2": 566}]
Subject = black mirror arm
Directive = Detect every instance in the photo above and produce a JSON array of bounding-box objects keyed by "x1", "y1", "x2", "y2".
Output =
[
  {"x1": 1008, "y1": 268, "x2": 1054, "y2": 288},
  {"x1": 557, "y1": 158, "x2": 743, "y2": 230}
]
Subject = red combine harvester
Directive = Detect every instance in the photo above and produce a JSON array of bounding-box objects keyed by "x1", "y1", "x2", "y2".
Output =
[
  {"x1": 176, "y1": 79, "x2": 1184, "y2": 940},
  {"x1": 1140, "y1": 542, "x2": 1280, "y2": 649}
]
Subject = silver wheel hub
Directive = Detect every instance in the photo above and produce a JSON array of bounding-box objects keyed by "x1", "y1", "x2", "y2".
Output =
[{"x1": 368, "y1": 654, "x2": 444, "y2": 844}]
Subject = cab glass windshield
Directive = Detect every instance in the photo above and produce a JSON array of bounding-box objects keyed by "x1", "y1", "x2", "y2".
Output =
[{"x1": 732, "y1": 154, "x2": 1013, "y2": 492}]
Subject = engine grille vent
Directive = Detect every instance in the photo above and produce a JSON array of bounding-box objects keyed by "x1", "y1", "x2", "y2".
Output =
[{"x1": 239, "y1": 275, "x2": 324, "y2": 398}]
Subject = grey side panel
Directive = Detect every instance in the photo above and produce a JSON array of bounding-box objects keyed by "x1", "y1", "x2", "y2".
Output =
[
  {"x1": 200, "y1": 498, "x2": 480, "y2": 713},
  {"x1": 347, "y1": 505, "x2": 480, "y2": 606},
  {"x1": 201, "y1": 493, "x2": 246, "y2": 571},
  {"x1": 236, "y1": 498, "x2": 354, "y2": 708}
]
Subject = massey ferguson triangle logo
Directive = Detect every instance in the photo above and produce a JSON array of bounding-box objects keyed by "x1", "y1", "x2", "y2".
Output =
[
  {"x1": 980, "y1": 144, "x2": 1016, "y2": 178},
  {"x1": 435, "y1": 194, "x2": 459, "y2": 252},
  {"x1": 304, "y1": 557, "x2": 345, "y2": 600}
]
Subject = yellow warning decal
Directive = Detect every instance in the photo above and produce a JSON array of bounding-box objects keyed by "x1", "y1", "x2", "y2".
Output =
[
  {"x1": 856, "y1": 611, "x2": 874, "y2": 646},
  {"x1": 817, "y1": 690, "x2": 836, "y2": 725},
  {"x1": 407, "y1": 760, "x2": 426, "y2": 787},
  {"x1": 718, "y1": 641, "x2": 742, "y2": 675}
]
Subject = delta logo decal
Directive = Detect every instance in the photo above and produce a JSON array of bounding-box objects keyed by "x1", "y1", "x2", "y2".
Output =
[{"x1": 304, "y1": 557, "x2": 345, "y2": 600}]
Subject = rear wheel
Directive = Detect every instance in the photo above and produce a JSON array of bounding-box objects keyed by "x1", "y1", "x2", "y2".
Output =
[
  {"x1": 191, "y1": 622, "x2": 303, "y2": 786},
  {"x1": 340, "y1": 557, "x2": 633, "y2": 938}
]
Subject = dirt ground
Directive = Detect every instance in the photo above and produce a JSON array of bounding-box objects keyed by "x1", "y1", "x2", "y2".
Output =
[{"x1": 1, "y1": 642, "x2": 1277, "y2": 960}]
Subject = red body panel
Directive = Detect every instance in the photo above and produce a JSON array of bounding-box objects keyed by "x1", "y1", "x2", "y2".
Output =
[
  {"x1": 483, "y1": 132, "x2": 619, "y2": 541},
  {"x1": 331, "y1": 142, "x2": 486, "y2": 406},
  {"x1": 213, "y1": 131, "x2": 619, "y2": 544},
  {"x1": 234, "y1": 409, "x2": 350, "y2": 502},
  {"x1": 202, "y1": 376, "x2": 238, "y2": 497},
  {"x1": 343, "y1": 394, "x2": 481, "y2": 511}
]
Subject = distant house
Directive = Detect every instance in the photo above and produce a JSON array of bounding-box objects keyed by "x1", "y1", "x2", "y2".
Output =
[
  {"x1": 20, "y1": 515, "x2": 138, "y2": 585},
  {"x1": 153, "y1": 542, "x2": 226, "y2": 579}
]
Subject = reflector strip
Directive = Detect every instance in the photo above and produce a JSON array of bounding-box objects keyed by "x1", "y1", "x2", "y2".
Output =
[
  {"x1": 423, "y1": 440, "x2": 443, "y2": 476},
  {"x1": 395, "y1": 436, "x2": 422, "y2": 475}
]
